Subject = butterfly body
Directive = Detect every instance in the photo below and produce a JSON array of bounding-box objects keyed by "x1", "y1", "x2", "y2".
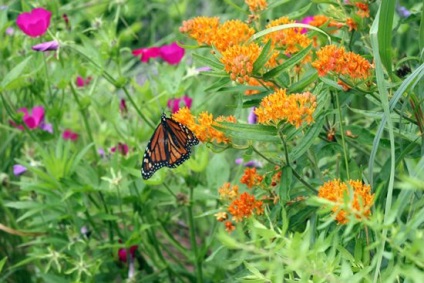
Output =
[{"x1": 141, "y1": 114, "x2": 199, "y2": 180}]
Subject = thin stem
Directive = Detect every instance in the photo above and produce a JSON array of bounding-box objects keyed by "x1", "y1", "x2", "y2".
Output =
[
  {"x1": 188, "y1": 186, "x2": 203, "y2": 283},
  {"x1": 335, "y1": 92, "x2": 350, "y2": 179},
  {"x1": 279, "y1": 129, "x2": 318, "y2": 194},
  {"x1": 42, "y1": 54, "x2": 53, "y2": 105},
  {"x1": 252, "y1": 146, "x2": 279, "y2": 166}
]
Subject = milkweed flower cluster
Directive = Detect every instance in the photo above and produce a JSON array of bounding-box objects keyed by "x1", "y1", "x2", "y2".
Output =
[
  {"x1": 245, "y1": 0, "x2": 267, "y2": 13},
  {"x1": 240, "y1": 168, "x2": 263, "y2": 189},
  {"x1": 254, "y1": 89, "x2": 317, "y2": 128},
  {"x1": 216, "y1": 182, "x2": 264, "y2": 232},
  {"x1": 318, "y1": 179, "x2": 374, "y2": 224},
  {"x1": 172, "y1": 107, "x2": 234, "y2": 144},
  {"x1": 312, "y1": 45, "x2": 372, "y2": 80}
]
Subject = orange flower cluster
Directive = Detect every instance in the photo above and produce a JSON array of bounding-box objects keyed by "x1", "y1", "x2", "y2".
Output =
[
  {"x1": 254, "y1": 89, "x2": 317, "y2": 128},
  {"x1": 355, "y1": 2, "x2": 370, "y2": 18},
  {"x1": 318, "y1": 179, "x2": 374, "y2": 224},
  {"x1": 180, "y1": 18, "x2": 254, "y2": 53},
  {"x1": 245, "y1": 0, "x2": 267, "y2": 13},
  {"x1": 214, "y1": 20, "x2": 255, "y2": 52},
  {"x1": 225, "y1": 221, "x2": 235, "y2": 232},
  {"x1": 312, "y1": 45, "x2": 372, "y2": 79},
  {"x1": 218, "y1": 182, "x2": 239, "y2": 201},
  {"x1": 264, "y1": 17, "x2": 311, "y2": 54},
  {"x1": 346, "y1": 18, "x2": 358, "y2": 31},
  {"x1": 179, "y1": 16, "x2": 220, "y2": 45},
  {"x1": 228, "y1": 192, "x2": 264, "y2": 222},
  {"x1": 220, "y1": 43, "x2": 260, "y2": 83},
  {"x1": 172, "y1": 107, "x2": 233, "y2": 144},
  {"x1": 240, "y1": 168, "x2": 263, "y2": 188}
]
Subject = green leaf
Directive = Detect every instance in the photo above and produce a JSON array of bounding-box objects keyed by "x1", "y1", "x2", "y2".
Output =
[
  {"x1": 288, "y1": 70, "x2": 318, "y2": 93},
  {"x1": 0, "y1": 56, "x2": 32, "y2": 91},
  {"x1": 263, "y1": 45, "x2": 313, "y2": 80},
  {"x1": 215, "y1": 122, "x2": 279, "y2": 142},
  {"x1": 192, "y1": 53, "x2": 224, "y2": 71},
  {"x1": 289, "y1": 116, "x2": 325, "y2": 160},
  {"x1": 0, "y1": 257, "x2": 7, "y2": 273},
  {"x1": 253, "y1": 40, "x2": 272, "y2": 73},
  {"x1": 378, "y1": 0, "x2": 396, "y2": 75},
  {"x1": 285, "y1": 3, "x2": 312, "y2": 19}
]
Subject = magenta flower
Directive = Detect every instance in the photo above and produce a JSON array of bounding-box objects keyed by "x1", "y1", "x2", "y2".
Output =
[
  {"x1": 167, "y1": 95, "x2": 192, "y2": 113},
  {"x1": 299, "y1": 16, "x2": 314, "y2": 34},
  {"x1": 118, "y1": 245, "x2": 138, "y2": 263},
  {"x1": 18, "y1": 106, "x2": 45, "y2": 129},
  {"x1": 32, "y1": 40, "x2": 59, "y2": 52},
  {"x1": 76, "y1": 76, "x2": 92, "y2": 87},
  {"x1": 16, "y1": 8, "x2": 52, "y2": 38},
  {"x1": 119, "y1": 99, "x2": 128, "y2": 114},
  {"x1": 13, "y1": 164, "x2": 27, "y2": 176},
  {"x1": 111, "y1": 142, "x2": 129, "y2": 156},
  {"x1": 62, "y1": 129, "x2": 79, "y2": 141},
  {"x1": 159, "y1": 42, "x2": 185, "y2": 65},
  {"x1": 132, "y1": 46, "x2": 161, "y2": 63}
]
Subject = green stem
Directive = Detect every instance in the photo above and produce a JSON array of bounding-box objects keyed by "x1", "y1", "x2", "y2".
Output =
[
  {"x1": 188, "y1": 186, "x2": 203, "y2": 283},
  {"x1": 42, "y1": 54, "x2": 53, "y2": 105},
  {"x1": 279, "y1": 129, "x2": 317, "y2": 194},
  {"x1": 335, "y1": 92, "x2": 350, "y2": 179}
]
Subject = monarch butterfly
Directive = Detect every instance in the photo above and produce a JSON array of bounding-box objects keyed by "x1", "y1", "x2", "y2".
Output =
[{"x1": 141, "y1": 113, "x2": 199, "y2": 180}]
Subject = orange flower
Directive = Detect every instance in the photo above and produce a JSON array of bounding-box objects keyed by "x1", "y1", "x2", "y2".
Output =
[
  {"x1": 225, "y1": 221, "x2": 236, "y2": 232},
  {"x1": 215, "y1": 212, "x2": 228, "y2": 222},
  {"x1": 218, "y1": 182, "x2": 239, "y2": 201},
  {"x1": 355, "y1": 2, "x2": 370, "y2": 18},
  {"x1": 213, "y1": 20, "x2": 255, "y2": 52},
  {"x1": 220, "y1": 43, "x2": 260, "y2": 83},
  {"x1": 265, "y1": 17, "x2": 312, "y2": 54},
  {"x1": 172, "y1": 107, "x2": 232, "y2": 143},
  {"x1": 179, "y1": 16, "x2": 220, "y2": 45},
  {"x1": 245, "y1": 0, "x2": 267, "y2": 13},
  {"x1": 240, "y1": 168, "x2": 263, "y2": 188},
  {"x1": 216, "y1": 115, "x2": 237, "y2": 123},
  {"x1": 228, "y1": 192, "x2": 264, "y2": 222},
  {"x1": 254, "y1": 89, "x2": 317, "y2": 128},
  {"x1": 312, "y1": 45, "x2": 372, "y2": 79},
  {"x1": 346, "y1": 18, "x2": 358, "y2": 31},
  {"x1": 308, "y1": 15, "x2": 329, "y2": 27},
  {"x1": 318, "y1": 179, "x2": 374, "y2": 224}
]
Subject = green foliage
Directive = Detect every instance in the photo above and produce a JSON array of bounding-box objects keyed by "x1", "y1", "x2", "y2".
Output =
[{"x1": 0, "y1": 0, "x2": 423, "y2": 282}]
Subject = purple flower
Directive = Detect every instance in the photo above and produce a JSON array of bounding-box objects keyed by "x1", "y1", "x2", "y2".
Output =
[
  {"x1": 13, "y1": 164, "x2": 27, "y2": 176},
  {"x1": 32, "y1": 40, "x2": 59, "y2": 52},
  {"x1": 98, "y1": 148, "x2": 105, "y2": 158},
  {"x1": 248, "y1": 107, "x2": 257, "y2": 124},
  {"x1": 159, "y1": 42, "x2": 185, "y2": 65},
  {"x1": 396, "y1": 5, "x2": 411, "y2": 18},
  {"x1": 119, "y1": 99, "x2": 128, "y2": 114},
  {"x1": 16, "y1": 8, "x2": 51, "y2": 38},
  {"x1": 39, "y1": 122, "x2": 53, "y2": 133},
  {"x1": 6, "y1": 27, "x2": 14, "y2": 35},
  {"x1": 167, "y1": 95, "x2": 192, "y2": 113},
  {"x1": 235, "y1": 158, "x2": 263, "y2": 168}
]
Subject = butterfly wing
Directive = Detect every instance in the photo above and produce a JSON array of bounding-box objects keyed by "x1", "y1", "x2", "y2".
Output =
[{"x1": 141, "y1": 115, "x2": 199, "y2": 180}]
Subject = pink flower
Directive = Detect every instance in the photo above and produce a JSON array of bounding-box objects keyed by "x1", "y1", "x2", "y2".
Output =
[
  {"x1": 18, "y1": 106, "x2": 45, "y2": 129},
  {"x1": 16, "y1": 8, "x2": 51, "y2": 38},
  {"x1": 132, "y1": 46, "x2": 161, "y2": 63},
  {"x1": 76, "y1": 76, "x2": 92, "y2": 87},
  {"x1": 167, "y1": 95, "x2": 192, "y2": 113},
  {"x1": 111, "y1": 142, "x2": 129, "y2": 156},
  {"x1": 159, "y1": 42, "x2": 185, "y2": 65},
  {"x1": 118, "y1": 245, "x2": 138, "y2": 263},
  {"x1": 32, "y1": 40, "x2": 59, "y2": 52},
  {"x1": 300, "y1": 16, "x2": 314, "y2": 34},
  {"x1": 62, "y1": 129, "x2": 79, "y2": 141}
]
